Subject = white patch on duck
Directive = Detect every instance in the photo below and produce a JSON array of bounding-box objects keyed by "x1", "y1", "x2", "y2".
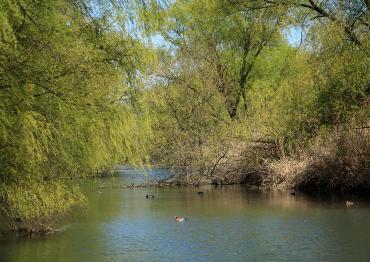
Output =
[{"x1": 175, "y1": 216, "x2": 186, "y2": 222}]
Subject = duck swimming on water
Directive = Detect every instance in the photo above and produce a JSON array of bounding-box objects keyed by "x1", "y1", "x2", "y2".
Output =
[{"x1": 175, "y1": 216, "x2": 186, "y2": 222}]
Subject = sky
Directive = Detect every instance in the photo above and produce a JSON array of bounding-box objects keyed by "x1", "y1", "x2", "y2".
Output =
[
  {"x1": 285, "y1": 26, "x2": 304, "y2": 47},
  {"x1": 89, "y1": 0, "x2": 305, "y2": 49},
  {"x1": 150, "y1": 26, "x2": 304, "y2": 49}
]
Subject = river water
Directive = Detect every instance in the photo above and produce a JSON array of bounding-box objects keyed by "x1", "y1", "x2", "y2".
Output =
[{"x1": 1, "y1": 168, "x2": 370, "y2": 262}]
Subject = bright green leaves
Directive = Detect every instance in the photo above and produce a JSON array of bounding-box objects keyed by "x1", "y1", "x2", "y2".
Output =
[
  {"x1": 0, "y1": 0, "x2": 152, "y2": 232},
  {"x1": 141, "y1": 0, "x2": 286, "y2": 118},
  {"x1": 0, "y1": 178, "x2": 85, "y2": 233},
  {"x1": 140, "y1": 0, "x2": 369, "y2": 169},
  {"x1": 246, "y1": 50, "x2": 318, "y2": 151}
]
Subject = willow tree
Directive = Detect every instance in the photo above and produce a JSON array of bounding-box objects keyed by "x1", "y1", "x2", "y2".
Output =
[
  {"x1": 140, "y1": 0, "x2": 289, "y2": 118},
  {"x1": 230, "y1": 0, "x2": 369, "y2": 125},
  {"x1": 138, "y1": 0, "x2": 299, "y2": 180},
  {"x1": 141, "y1": 0, "x2": 369, "y2": 178},
  {"x1": 0, "y1": 0, "x2": 152, "y2": 233}
]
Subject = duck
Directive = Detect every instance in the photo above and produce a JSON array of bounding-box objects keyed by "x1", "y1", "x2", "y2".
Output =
[
  {"x1": 346, "y1": 201, "x2": 354, "y2": 207},
  {"x1": 290, "y1": 192, "x2": 296, "y2": 196},
  {"x1": 146, "y1": 194, "x2": 155, "y2": 199},
  {"x1": 175, "y1": 216, "x2": 186, "y2": 222},
  {"x1": 197, "y1": 191, "x2": 204, "y2": 195}
]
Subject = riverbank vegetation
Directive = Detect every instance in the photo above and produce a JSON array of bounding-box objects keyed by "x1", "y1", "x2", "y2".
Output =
[
  {"x1": 0, "y1": 0, "x2": 369, "y2": 233},
  {"x1": 145, "y1": 0, "x2": 369, "y2": 190}
]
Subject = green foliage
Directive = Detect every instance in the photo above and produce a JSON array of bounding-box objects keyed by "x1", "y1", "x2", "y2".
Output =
[
  {"x1": 0, "y1": 0, "x2": 152, "y2": 231},
  {"x1": 141, "y1": 0, "x2": 369, "y2": 171},
  {"x1": 148, "y1": 66, "x2": 232, "y2": 177},
  {"x1": 0, "y1": 178, "x2": 84, "y2": 233},
  {"x1": 141, "y1": 0, "x2": 286, "y2": 118},
  {"x1": 307, "y1": 21, "x2": 369, "y2": 125},
  {"x1": 245, "y1": 47, "x2": 318, "y2": 152}
]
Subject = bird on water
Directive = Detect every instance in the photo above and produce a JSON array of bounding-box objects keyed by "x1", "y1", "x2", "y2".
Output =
[{"x1": 175, "y1": 216, "x2": 186, "y2": 222}]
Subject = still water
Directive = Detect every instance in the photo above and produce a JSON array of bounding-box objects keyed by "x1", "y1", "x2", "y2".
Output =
[{"x1": 1, "y1": 168, "x2": 370, "y2": 262}]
